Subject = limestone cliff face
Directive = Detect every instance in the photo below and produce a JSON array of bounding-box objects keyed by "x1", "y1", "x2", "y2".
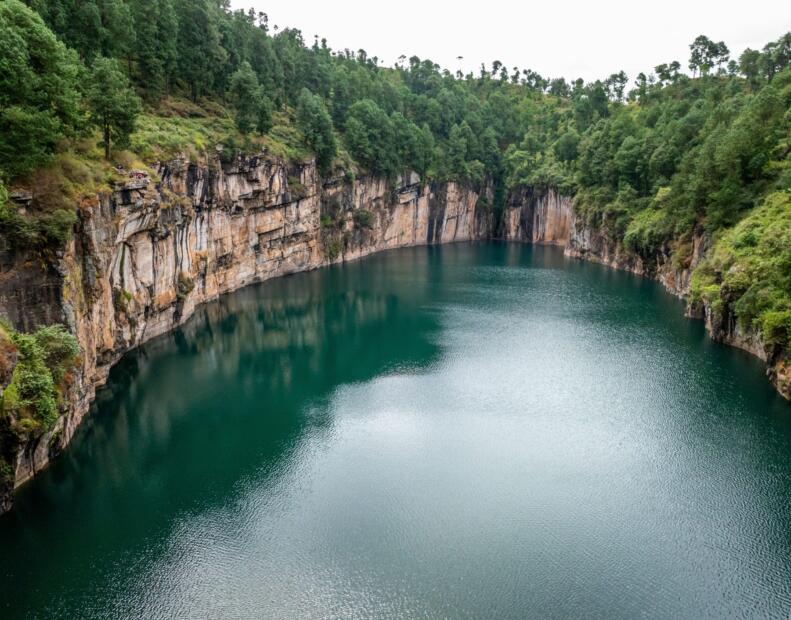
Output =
[
  {"x1": 2, "y1": 175, "x2": 787, "y2": 512},
  {"x1": 0, "y1": 155, "x2": 489, "y2": 507},
  {"x1": 502, "y1": 187, "x2": 572, "y2": 246},
  {"x1": 503, "y1": 187, "x2": 790, "y2": 399}
]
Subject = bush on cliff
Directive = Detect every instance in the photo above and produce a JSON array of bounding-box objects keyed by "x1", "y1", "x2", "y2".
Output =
[
  {"x1": 691, "y1": 191, "x2": 791, "y2": 348},
  {"x1": 0, "y1": 201, "x2": 77, "y2": 252},
  {"x1": 353, "y1": 209, "x2": 375, "y2": 230},
  {"x1": 0, "y1": 323, "x2": 79, "y2": 436}
]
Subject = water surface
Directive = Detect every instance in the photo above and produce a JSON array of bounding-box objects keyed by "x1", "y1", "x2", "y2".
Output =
[{"x1": 1, "y1": 244, "x2": 790, "y2": 618}]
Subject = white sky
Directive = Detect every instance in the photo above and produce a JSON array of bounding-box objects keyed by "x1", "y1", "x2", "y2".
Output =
[{"x1": 231, "y1": 0, "x2": 790, "y2": 82}]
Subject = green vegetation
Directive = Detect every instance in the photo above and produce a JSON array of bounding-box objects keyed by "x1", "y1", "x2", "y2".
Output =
[
  {"x1": 0, "y1": 0, "x2": 788, "y2": 356},
  {"x1": 0, "y1": 322, "x2": 78, "y2": 436},
  {"x1": 295, "y1": 88, "x2": 337, "y2": 175},
  {"x1": 0, "y1": 201, "x2": 76, "y2": 251},
  {"x1": 353, "y1": 209, "x2": 375, "y2": 230},
  {"x1": 325, "y1": 238, "x2": 342, "y2": 261},
  {"x1": 176, "y1": 272, "x2": 194, "y2": 301},
  {"x1": 228, "y1": 61, "x2": 273, "y2": 135},
  {"x1": 691, "y1": 192, "x2": 791, "y2": 348},
  {"x1": 0, "y1": 0, "x2": 81, "y2": 178},
  {"x1": 85, "y1": 56, "x2": 142, "y2": 158}
]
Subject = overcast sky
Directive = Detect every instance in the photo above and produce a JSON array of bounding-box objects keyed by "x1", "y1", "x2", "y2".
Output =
[{"x1": 231, "y1": 0, "x2": 790, "y2": 82}]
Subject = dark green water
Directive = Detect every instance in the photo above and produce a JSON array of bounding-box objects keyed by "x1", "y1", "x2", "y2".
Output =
[{"x1": 1, "y1": 244, "x2": 791, "y2": 619}]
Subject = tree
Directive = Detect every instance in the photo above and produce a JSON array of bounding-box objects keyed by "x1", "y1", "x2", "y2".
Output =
[
  {"x1": 446, "y1": 123, "x2": 470, "y2": 179},
  {"x1": 296, "y1": 88, "x2": 336, "y2": 174},
  {"x1": 344, "y1": 99, "x2": 396, "y2": 176},
  {"x1": 548, "y1": 78, "x2": 570, "y2": 98},
  {"x1": 66, "y1": 0, "x2": 102, "y2": 60},
  {"x1": 131, "y1": 0, "x2": 178, "y2": 98},
  {"x1": 228, "y1": 61, "x2": 273, "y2": 134},
  {"x1": 553, "y1": 130, "x2": 580, "y2": 163},
  {"x1": 739, "y1": 48, "x2": 762, "y2": 89},
  {"x1": 689, "y1": 35, "x2": 729, "y2": 76},
  {"x1": 761, "y1": 32, "x2": 791, "y2": 80},
  {"x1": 175, "y1": 0, "x2": 227, "y2": 101},
  {"x1": 0, "y1": 0, "x2": 82, "y2": 178},
  {"x1": 614, "y1": 135, "x2": 646, "y2": 191},
  {"x1": 85, "y1": 57, "x2": 142, "y2": 159},
  {"x1": 606, "y1": 71, "x2": 628, "y2": 102},
  {"x1": 655, "y1": 61, "x2": 681, "y2": 85},
  {"x1": 632, "y1": 73, "x2": 648, "y2": 103},
  {"x1": 98, "y1": 0, "x2": 135, "y2": 61}
]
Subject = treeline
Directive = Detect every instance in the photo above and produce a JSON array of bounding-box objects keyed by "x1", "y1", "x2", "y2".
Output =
[{"x1": 3, "y1": 1, "x2": 790, "y2": 197}]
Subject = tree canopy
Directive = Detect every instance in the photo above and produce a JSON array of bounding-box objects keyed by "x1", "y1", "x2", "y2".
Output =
[
  {"x1": 0, "y1": 0, "x2": 81, "y2": 177},
  {"x1": 85, "y1": 56, "x2": 141, "y2": 158}
]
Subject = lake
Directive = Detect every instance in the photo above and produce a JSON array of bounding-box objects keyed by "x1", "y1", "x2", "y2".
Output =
[{"x1": 1, "y1": 243, "x2": 790, "y2": 618}]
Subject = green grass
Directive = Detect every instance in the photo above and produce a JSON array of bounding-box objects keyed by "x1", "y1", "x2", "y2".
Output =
[
  {"x1": 691, "y1": 191, "x2": 791, "y2": 347},
  {"x1": 0, "y1": 322, "x2": 79, "y2": 437},
  {"x1": 131, "y1": 101, "x2": 312, "y2": 165},
  {"x1": 131, "y1": 112, "x2": 236, "y2": 162}
]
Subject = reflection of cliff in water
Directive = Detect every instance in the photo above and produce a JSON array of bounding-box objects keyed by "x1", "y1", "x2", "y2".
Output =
[{"x1": 1, "y1": 254, "x2": 443, "y2": 583}]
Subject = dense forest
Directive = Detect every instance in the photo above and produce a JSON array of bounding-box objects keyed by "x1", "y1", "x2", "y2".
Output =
[{"x1": 0, "y1": 0, "x2": 790, "y2": 358}]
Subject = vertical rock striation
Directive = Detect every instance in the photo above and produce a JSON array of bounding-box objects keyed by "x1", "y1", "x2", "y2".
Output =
[
  {"x1": 502, "y1": 186, "x2": 789, "y2": 400},
  {"x1": 0, "y1": 173, "x2": 786, "y2": 512},
  {"x1": 0, "y1": 155, "x2": 489, "y2": 509},
  {"x1": 501, "y1": 187, "x2": 572, "y2": 246}
]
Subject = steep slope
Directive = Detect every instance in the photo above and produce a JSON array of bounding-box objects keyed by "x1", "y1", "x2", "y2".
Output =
[
  {"x1": 1, "y1": 171, "x2": 788, "y2": 513},
  {"x1": 502, "y1": 190, "x2": 790, "y2": 399},
  {"x1": 0, "y1": 155, "x2": 489, "y2": 511}
]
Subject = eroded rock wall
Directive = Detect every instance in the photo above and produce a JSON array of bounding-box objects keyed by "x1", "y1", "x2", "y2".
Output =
[
  {"x1": 2, "y1": 176, "x2": 787, "y2": 512},
  {"x1": 502, "y1": 187, "x2": 573, "y2": 246},
  {"x1": 503, "y1": 186, "x2": 789, "y2": 399},
  {"x1": 0, "y1": 156, "x2": 488, "y2": 504}
]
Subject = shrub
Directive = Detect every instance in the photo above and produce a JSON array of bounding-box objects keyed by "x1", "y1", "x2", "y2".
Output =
[
  {"x1": 0, "y1": 458, "x2": 12, "y2": 485},
  {"x1": 113, "y1": 288, "x2": 133, "y2": 313},
  {"x1": 288, "y1": 175, "x2": 308, "y2": 199},
  {"x1": 0, "y1": 202, "x2": 76, "y2": 252},
  {"x1": 1, "y1": 324, "x2": 78, "y2": 436},
  {"x1": 353, "y1": 209, "x2": 374, "y2": 230},
  {"x1": 326, "y1": 238, "x2": 342, "y2": 260},
  {"x1": 623, "y1": 207, "x2": 671, "y2": 256},
  {"x1": 33, "y1": 325, "x2": 80, "y2": 383},
  {"x1": 176, "y1": 272, "x2": 195, "y2": 301},
  {"x1": 762, "y1": 311, "x2": 791, "y2": 347},
  {"x1": 690, "y1": 191, "x2": 791, "y2": 344}
]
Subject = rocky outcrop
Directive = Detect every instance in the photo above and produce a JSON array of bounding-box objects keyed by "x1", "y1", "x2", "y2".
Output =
[
  {"x1": 1, "y1": 174, "x2": 787, "y2": 512},
  {"x1": 504, "y1": 187, "x2": 790, "y2": 400},
  {"x1": 0, "y1": 155, "x2": 489, "y2": 510},
  {"x1": 502, "y1": 187, "x2": 573, "y2": 246}
]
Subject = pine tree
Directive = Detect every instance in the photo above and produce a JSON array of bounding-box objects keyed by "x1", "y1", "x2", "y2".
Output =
[
  {"x1": 85, "y1": 57, "x2": 142, "y2": 159},
  {"x1": 296, "y1": 89, "x2": 337, "y2": 174},
  {"x1": 228, "y1": 62, "x2": 272, "y2": 134},
  {"x1": 0, "y1": 0, "x2": 81, "y2": 177}
]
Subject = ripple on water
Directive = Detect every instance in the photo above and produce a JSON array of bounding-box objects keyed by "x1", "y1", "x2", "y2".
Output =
[{"x1": 1, "y1": 244, "x2": 791, "y2": 619}]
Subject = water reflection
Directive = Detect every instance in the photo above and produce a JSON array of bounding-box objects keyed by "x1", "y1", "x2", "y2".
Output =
[
  {"x1": 0, "y1": 250, "x2": 445, "y2": 617},
  {"x1": 1, "y1": 244, "x2": 790, "y2": 619}
]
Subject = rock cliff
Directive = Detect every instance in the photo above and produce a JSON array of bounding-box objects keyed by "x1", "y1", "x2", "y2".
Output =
[
  {"x1": 0, "y1": 155, "x2": 489, "y2": 511},
  {"x1": 1, "y1": 173, "x2": 787, "y2": 513},
  {"x1": 502, "y1": 189, "x2": 790, "y2": 400}
]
